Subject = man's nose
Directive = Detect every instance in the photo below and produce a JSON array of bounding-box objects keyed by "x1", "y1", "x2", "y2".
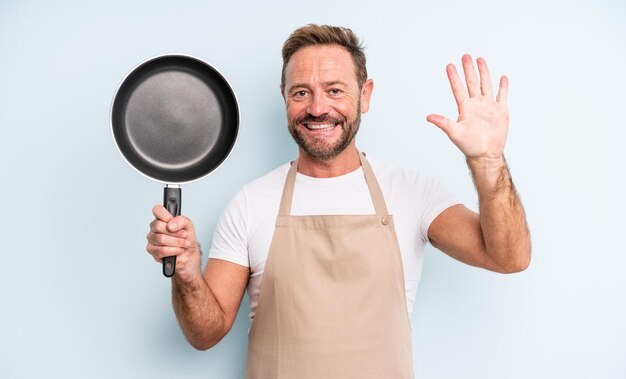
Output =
[{"x1": 306, "y1": 92, "x2": 331, "y2": 117}]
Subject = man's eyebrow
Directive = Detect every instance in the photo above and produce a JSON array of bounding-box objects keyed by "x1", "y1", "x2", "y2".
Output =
[
  {"x1": 324, "y1": 81, "x2": 349, "y2": 87},
  {"x1": 287, "y1": 81, "x2": 350, "y2": 94},
  {"x1": 286, "y1": 83, "x2": 310, "y2": 94}
]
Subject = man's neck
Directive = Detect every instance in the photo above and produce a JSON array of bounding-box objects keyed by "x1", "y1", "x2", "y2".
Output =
[{"x1": 297, "y1": 144, "x2": 361, "y2": 178}]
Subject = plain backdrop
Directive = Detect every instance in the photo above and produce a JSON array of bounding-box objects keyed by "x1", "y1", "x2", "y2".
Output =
[{"x1": 1, "y1": 0, "x2": 625, "y2": 378}]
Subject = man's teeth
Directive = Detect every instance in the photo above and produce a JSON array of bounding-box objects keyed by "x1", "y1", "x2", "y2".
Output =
[{"x1": 305, "y1": 123, "x2": 336, "y2": 130}]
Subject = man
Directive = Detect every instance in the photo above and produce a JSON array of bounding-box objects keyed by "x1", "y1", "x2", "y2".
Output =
[{"x1": 146, "y1": 24, "x2": 530, "y2": 378}]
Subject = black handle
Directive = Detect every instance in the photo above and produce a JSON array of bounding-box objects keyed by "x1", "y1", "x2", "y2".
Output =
[{"x1": 163, "y1": 186, "x2": 181, "y2": 277}]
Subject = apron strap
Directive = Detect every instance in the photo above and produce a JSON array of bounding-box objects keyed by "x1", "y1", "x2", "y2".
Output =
[
  {"x1": 359, "y1": 152, "x2": 389, "y2": 215},
  {"x1": 278, "y1": 159, "x2": 299, "y2": 216},
  {"x1": 278, "y1": 151, "x2": 389, "y2": 216}
]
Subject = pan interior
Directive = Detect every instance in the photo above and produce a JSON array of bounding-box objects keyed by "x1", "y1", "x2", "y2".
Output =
[
  {"x1": 112, "y1": 56, "x2": 238, "y2": 183},
  {"x1": 126, "y1": 70, "x2": 220, "y2": 169}
]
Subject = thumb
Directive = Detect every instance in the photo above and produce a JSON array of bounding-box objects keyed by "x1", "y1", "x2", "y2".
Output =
[
  {"x1": 152, "y1": 205, "x2": 174, "y2": 222},
  {"x1": 426, "y1": 114, "x2": 453, "y2": 135}
]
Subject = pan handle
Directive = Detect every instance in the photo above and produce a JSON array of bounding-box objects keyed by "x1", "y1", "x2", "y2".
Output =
[{"x1": 163, "y1": 186, "x2": 181, "y2": 277}]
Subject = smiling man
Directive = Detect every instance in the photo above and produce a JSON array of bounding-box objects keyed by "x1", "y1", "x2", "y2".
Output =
[
  {"x1": 284, "y1": 42, "x2": 370, "y2": 169},
  {"x1": 146, "y1": 24, "x2": 531, "y2": 378}
]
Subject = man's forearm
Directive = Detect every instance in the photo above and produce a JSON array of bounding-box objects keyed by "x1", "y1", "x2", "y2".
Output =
[
  {"x1": 467, "y1": 156, "x2": 531, "y2": 273},
  {"x1": 172, "y1": 274, "x2": 227, "y2": 350}
]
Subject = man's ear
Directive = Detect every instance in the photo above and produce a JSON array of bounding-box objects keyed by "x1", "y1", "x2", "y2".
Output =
[
  {"x1": 279, "y1": 85, "x2": 286, "y2": 102},
  {"x1": 360, "y1": 79, "x2": 374, "y2": 113}
]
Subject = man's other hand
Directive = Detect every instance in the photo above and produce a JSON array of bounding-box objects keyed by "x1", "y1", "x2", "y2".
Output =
[{"x1": 426, "y1": 54, "x2": 509, "y2": 160}]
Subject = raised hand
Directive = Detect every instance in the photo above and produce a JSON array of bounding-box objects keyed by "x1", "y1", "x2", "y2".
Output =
[{"x1": 427, "y1": 54, "x2": 509, "y2": 160}]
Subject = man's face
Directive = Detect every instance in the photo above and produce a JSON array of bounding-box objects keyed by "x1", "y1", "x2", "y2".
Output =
[{"x1": 282, "y1": 44, "x2": 372, "y2": 161}]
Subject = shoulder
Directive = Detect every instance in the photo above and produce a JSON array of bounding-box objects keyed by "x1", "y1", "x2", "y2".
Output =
[
  {"x1": 366, "y1": 155, "x2": 457, "y2": 214},
  {"x1": 222, "y1": 162, "x2": 290, "y2": 223},
  {"x1": 365, "y1": 155, "x2": 459, "y2": 242},
  {"x1": 240, "y1": 162, "x2": 290, "y2": 199},
  {"x1": 366, "y1": 155, "x2": 435, "y2": 191},
  {"x1": 215, "y1": 162, "x2": 290, "y2": 235}
]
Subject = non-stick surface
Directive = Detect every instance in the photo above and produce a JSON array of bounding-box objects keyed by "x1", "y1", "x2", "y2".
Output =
[{"x1": 112, "y1": 55, "x2": 238, "y2": 183}]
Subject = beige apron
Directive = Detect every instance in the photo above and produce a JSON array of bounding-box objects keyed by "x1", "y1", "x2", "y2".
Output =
[{"x1": 245, "y1": 153, "x2": 413, "y2": 379}]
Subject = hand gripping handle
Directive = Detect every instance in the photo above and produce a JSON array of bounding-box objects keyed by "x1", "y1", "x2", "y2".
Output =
[{"x1": 162, "y1": 186, "x2": 181, "y2": 277}]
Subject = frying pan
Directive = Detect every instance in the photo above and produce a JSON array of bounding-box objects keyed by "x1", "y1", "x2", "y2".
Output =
[{"x1": 111, "y1": 54, "x2": 239, "y2": 277}]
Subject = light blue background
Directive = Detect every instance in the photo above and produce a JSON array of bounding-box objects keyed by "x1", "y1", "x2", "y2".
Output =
[{"x1": 1, "y1": 0, "x2": 625, "y2": 378}]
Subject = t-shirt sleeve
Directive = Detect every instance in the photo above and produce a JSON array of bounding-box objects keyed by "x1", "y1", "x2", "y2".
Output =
[
  {"x1": 208, "y1": 189, "x2": 250, "y2": 267},
  {"x1": 419, "y1": 176, "x2": 460, "y2": 244}
]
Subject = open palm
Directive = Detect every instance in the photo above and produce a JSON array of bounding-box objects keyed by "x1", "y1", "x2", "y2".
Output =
[{"x1": 427, "y1": 54, "x2": 509, "y2": 159}]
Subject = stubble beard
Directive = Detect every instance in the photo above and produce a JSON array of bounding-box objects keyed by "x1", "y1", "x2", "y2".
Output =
[{"x1": 287, "y1": 99, "x2": 362, "y2": 161}]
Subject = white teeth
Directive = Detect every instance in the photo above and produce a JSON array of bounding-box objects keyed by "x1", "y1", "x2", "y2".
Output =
[{"x1": 305, "y1": 123, "x2": 336, "y2": 130}]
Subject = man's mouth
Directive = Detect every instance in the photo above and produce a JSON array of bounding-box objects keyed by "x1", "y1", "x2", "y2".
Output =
[{"x1": 303, "y1": 122, "x2": 340, "y2": 131}]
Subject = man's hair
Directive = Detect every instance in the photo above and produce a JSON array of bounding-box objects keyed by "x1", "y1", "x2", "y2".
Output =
[{"x1": 281, "y1": 24, "x2": 367, "y2": 90}]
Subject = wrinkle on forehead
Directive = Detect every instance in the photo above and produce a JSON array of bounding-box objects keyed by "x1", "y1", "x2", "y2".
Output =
[{"x1": 284, "y1": 45, "x2": 359, "y2": 90}]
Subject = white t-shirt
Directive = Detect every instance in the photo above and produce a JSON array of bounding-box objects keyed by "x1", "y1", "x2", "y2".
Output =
[{"x1": 208, "y1": 156, "x2": 459, "y2": 327}]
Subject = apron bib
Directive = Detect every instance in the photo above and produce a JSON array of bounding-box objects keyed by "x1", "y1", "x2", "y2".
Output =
[{"x1": 245, "y1": 153, "x2": 413, "y2": 378}]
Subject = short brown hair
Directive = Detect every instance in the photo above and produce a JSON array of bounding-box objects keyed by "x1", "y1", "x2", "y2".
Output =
[{"x1": 281, "y1": 24, "x2": 367, "y2": 90}]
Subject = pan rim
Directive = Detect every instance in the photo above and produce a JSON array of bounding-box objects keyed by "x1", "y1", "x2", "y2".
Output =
[{"x1": 110, "y1": 53, "x2": 240, "y2": 185}]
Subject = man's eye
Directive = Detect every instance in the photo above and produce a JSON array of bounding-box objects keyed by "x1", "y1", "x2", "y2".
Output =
[
  {"x1": 329, "y1": 89, "x2": 342, "y2": 95},
  {"x1": 294, "y1": 90, "x2": 308, "y2": 97}
]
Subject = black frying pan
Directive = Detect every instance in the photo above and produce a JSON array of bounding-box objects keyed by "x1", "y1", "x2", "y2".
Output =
[{"x1": 111, "y1": 54, "x2": 239, "y2": 277}]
